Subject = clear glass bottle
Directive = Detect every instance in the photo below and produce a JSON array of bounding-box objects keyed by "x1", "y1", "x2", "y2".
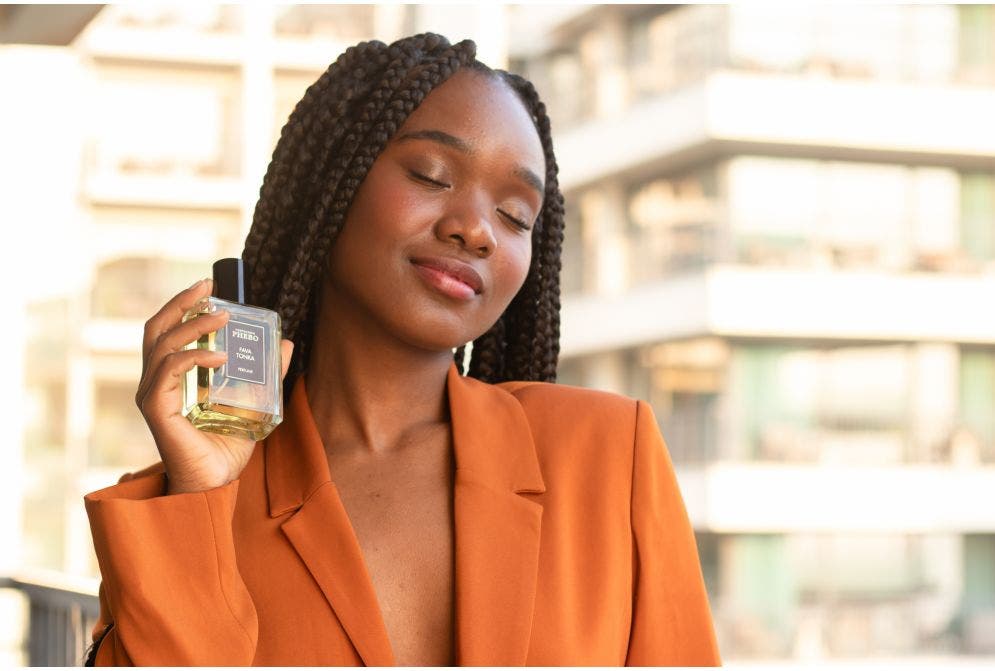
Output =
[{"x1": 181, "y1": 258, "x2": 283, "y2": 441}]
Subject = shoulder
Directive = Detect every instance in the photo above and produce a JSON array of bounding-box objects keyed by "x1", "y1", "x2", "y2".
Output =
[
  {"x1": 498, "y1": 379, "x2": 640, "y2": 427},
  {"x1": 495, "y1": 379, "x2": 647, "y2": 455},
  {"x1": 492, "y1": 380, "x2": 657, "y2": 515}
]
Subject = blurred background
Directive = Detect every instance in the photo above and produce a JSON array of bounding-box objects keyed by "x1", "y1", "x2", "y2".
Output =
[{"x1": 1, "y1": 2, "x2": 994, "y2": 666}]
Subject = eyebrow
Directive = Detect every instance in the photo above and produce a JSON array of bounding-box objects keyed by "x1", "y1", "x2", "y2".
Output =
[
  {"x1": 396, "y1": 129, "x2": 471, "y2": 153},
  {"x1": 395, "y1": 128, "x2": 545, "y2": 198}
]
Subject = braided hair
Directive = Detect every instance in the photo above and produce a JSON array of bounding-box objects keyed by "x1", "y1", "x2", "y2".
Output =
[{"x1": 241, "y1": 33, "x2": 565, "y2": 396}]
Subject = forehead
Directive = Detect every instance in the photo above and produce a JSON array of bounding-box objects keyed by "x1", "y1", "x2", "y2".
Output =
[{"x1": 395, "y1": 69, "x2": 545, "y2": 171}]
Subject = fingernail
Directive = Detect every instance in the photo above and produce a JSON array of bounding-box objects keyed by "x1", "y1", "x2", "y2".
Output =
[{"x1": 188, "y1": 278, "x2": 204, "y2": 290}]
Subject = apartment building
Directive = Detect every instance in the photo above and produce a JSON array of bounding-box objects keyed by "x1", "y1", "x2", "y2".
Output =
[{"x1": 511, "y1": 3, "x2": 995, "y2": 659}]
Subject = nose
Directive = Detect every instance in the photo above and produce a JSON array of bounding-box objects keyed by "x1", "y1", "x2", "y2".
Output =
[{"x1": 435, "y1": 192, "x2": 497, "y2": 258}]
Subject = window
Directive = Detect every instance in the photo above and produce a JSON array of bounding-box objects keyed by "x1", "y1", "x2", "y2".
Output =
[
  {"x1": 92, "y1": 257, "x2": 204, "y2": 320},
  {"x1": 726, "y1": 157, "x2": 965, "y2": 272},
  {"x1": 725, "y1": 157, "x2": 818, "y2": 267},
  {"x1": 632, "y1": 338, "x2": 728, "y2": 464},
  {"x1": 24, "y1": 299, "x2": 70, "y2": 456},
  {"x1": 104, "y1": 4, "x2": 241, "y2": 33},
  {"x1": 274, "y1": 5, "x2": 376, "y2": 42},
  {"x1": 710, "y1": 531, "x2": 966, "y2": 658},
  {"x1": 911, "y1": 167, "x2": 960, "y2": 271},
  {"x1": 790, "y1": 534, "x2": 934, "y2": 656},
  {"x1": 627, "y1": 167, "x2": 719, "y2": 283},
  {"x1": 727, "y1": 6, "x2": 814, "y2": 74},
  {"x1": 722, "y1": 534, "x2": 795, "y2": 657},
  {"x1": 627, "y1": 5, "x2": 727, "y2": 100},
  {"x1": 820, "y1": 162, "x2": 909, "y2": 269},
  {"x1": 959, "y1": 348, "x2": 995, "y2": 464},
  {"x1": 958, "y1": 5, "x2": 995, "y2": 85},
  {"x1": 536, "y1": 48, "x2": 589, "y2": 128},
  {"x1": 91, "y1": 67, "x2": 241, "y2": 178},
  {"x1": 963, "y1": 534, "x2": 995, "y2": 655},
  {"x1": 24, "y1": 382, "x2": 66, "y2": 457},
  {"x1": 727, "y1": 5, "x2": 957, "y2": 84},
  {"x1": 729, "y1": 344, "x2": 914, "y2": 463},
  {"x1": 961, "y1": 173, "x2": 995, "y2": 264}
]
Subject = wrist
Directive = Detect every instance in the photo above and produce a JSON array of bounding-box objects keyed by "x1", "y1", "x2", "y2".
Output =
[{"x1": 164, "y1": 472, "x2": 233, "y2": 495}]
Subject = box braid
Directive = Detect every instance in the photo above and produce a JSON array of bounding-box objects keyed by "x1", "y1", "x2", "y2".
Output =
[{"x1": 241, "y1": 33, "x2": 565, "y2": 399}]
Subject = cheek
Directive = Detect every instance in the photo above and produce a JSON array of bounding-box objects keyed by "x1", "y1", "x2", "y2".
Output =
[
  {"x1": 494, "y1": 238, "x2": 533, "y2": 301},
  {"x1": 344, "y1": 163, "x2": 433, "y2": 242},
  {"x1": 346, "y1": 191, "x2": 398, "y2": 244}
]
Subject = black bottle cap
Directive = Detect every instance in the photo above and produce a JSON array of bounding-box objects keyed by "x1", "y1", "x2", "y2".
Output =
[{"x1": 212, "y1": 258, "x2": 249, "y2": 304}]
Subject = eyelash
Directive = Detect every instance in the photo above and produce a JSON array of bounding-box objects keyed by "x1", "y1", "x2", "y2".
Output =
[
  {"x1": 409, "y1": 171, "x2": 532, "y2": 232},
  {"x1": 410, "y1": 171, "x2": 449, "y2": 190},
  {"x1": 499, "y1": 210, "x2": 531, "y2": 231}
]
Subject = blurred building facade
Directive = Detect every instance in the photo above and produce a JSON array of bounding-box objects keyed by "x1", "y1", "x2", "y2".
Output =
[
  {"x1": 511, "y1": 3, "x2": 995, "y2": 660},
  {"x1": 5, "y1": 2, "x2": 995, "y2": 665}
]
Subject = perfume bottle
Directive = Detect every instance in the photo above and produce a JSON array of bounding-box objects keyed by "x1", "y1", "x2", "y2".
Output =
[{"x1": 181, "y1": 258, "x2": 283, "y2": 441}]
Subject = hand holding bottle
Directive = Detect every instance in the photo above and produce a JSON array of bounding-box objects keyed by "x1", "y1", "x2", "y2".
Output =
[{"x1": 135, "y1": 278, "x2": 294, "y2": 495}]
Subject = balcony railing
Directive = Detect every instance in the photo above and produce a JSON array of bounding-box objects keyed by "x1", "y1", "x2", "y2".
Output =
[{"x1": 1, "y1": 572, "x2": 100, "y2": 666}]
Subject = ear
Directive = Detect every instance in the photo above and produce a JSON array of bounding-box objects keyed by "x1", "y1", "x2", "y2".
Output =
[{"x1": 279, "y1": 338, "x2": 295, "y2": 380}]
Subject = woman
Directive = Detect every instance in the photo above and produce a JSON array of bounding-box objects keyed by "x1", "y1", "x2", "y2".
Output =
[{"x1": 84, "y1": 34, "x2": 720, "y2": 666}]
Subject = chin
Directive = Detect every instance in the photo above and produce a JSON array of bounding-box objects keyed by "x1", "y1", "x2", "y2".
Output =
[{"x1": 396, "y1": 310, "x2": 493, "y2": 354}]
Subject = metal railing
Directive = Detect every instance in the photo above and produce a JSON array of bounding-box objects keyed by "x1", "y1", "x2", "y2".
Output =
[{"x1": 1, "y1": 572, "x2": 100, "y2": 666}]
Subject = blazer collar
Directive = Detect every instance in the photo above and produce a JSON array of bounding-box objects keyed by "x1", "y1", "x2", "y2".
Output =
[
  {"x1": 264, "y1": 374, "x2": 329, "y2": 517},
  {"x1": 264, "y1": 363, "x2": 546, "y2": 665}
]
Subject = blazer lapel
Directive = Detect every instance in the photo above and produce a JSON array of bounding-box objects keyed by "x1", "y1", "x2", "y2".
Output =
[
  {"x1": 447, "y1": 365, "x2": 547, "y2": 665},
  {"x1": 264, "y1": 379, "x2": 394, "y2": 666},
  {"x1": 263, "y1": 367, "x2": 547, "y2": 666}
]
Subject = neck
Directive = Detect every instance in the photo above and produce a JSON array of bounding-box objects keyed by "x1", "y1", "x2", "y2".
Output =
[{"x1": 303, "y1": 288, "x2": 454, "y2": 459}]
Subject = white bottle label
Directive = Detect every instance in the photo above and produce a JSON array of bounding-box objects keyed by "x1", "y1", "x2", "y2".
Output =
[{"x1": 225, "y1": 320, "x2": 266, "y2": 385}]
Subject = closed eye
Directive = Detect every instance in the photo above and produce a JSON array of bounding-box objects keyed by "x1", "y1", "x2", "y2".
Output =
[
  {"x1": 409, "y1": 171, "x2": 450, "y2": 189},
  {"x1": 498, "y1": 209, "x2": 531, "y2": 231},
  {"x1": 409, "y1": 168, "x2": 532, "y2": 231}
]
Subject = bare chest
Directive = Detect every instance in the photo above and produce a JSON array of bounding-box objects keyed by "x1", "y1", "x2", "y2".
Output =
[{"x1": 328, "y1": 432, "x2": 455, "y2": 666}]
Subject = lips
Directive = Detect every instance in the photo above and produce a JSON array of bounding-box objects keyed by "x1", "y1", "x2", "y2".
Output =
[{"x1": 410, "y1": 256, "x2": 484, "y2": 295}]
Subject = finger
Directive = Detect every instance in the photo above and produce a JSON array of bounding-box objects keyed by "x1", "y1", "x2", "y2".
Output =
[
  {"x1": 142, "y1": 278, "x2": 214, "y2": 375},
  {"x1": 136, "y1": 309, "x2": 230, "y2": 406},
  {"x1": 279, "y1": 339, "x2": 295, "y2": 380},
  {"x1": 139, "y1": 348, "x2": 227, "y2": 420}
]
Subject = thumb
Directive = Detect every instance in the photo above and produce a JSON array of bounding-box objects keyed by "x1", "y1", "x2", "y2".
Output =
[{"x1": 279, "y1": 338, "x2": 295, "y2": 380}]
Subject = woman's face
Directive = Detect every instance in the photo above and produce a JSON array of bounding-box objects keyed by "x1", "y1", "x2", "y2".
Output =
[{"x1": 320, "y1": 69, "x2": 546, "y2": 353}]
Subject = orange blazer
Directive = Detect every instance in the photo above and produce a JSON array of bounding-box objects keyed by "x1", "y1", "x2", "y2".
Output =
[{"x1": 84, "y1": 364, "x2": 721, "y2": 666}]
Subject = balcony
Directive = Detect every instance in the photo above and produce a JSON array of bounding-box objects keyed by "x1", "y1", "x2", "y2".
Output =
[
  {"x1": 678, "y1": 462, "x2": 995, "y2": 533},
  {"x1": 1, "y1": 571, "x2": 99, "y2": 666},
  {"x1": 554, "y1": 70, "x2": 995, "y2": 191},
  {"x1": 560, "y1": 265, "x2": 995, "y2": 357},
  {"x1": 84, "y1": 173, "x2": 243, "y2": 210}
]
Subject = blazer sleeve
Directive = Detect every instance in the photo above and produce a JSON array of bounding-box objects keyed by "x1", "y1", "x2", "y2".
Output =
[
  {"x1": 83, "y1": 470, "x2": 258, "y2": 665},
  {"x1": 625, "y1": 400, "x2": 721, "y2": 666}
]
